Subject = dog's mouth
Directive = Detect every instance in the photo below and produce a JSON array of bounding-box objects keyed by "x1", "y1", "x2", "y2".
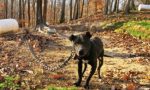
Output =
[{"x1": 74, "y1": 45, "x2": 90, "y2": 59}]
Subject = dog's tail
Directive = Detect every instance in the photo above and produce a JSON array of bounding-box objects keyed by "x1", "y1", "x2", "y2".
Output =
[{"x1": 104, "y1": 54, "x2": 112, "y2": 57}]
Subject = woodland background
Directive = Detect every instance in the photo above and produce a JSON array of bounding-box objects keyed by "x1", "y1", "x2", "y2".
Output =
[{"x1": 0, "y1": 0, "x2": 150, "y2": 90}]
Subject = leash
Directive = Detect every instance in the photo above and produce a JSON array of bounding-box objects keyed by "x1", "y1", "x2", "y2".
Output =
[{"x1": 21, "y1": 29, "x2": 75, "y2": 72}]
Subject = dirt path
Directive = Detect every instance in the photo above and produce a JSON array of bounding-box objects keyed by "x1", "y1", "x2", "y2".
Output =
[{"x1": 0, "y1": 29, "x2": 150, "y2": 90}]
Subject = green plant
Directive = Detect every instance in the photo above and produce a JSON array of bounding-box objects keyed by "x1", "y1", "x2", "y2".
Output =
[
  {"x1": 0, "y1": 76, "x2": 20, "y2": 90},
  {"x1": 115, "y1": 20, "x2": 150, "y2": 39},
  {"x1": 48, "y1": 86, "x2": 77, "y2": 90}
]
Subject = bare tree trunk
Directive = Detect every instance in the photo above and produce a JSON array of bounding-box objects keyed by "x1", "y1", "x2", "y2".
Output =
[
  {"x1": 35, "y1": 0, "x2": 55, "y2": 33},
  {"x1": 73, "y1": 0, "x2": 77, "y2": 19},
  {"x1": 28, "y1": 0, "x2": 30, "y2": 26},
  {"x1": 80, "y1": 0, "x2": 84, "y2": 17},
  {"x1": 54, "y1": 0, "x2": 56, "y2": 23},
  {"x1": 32, "y1": 0, "x2": 36, "y2": 26},
  {"x1": 86, "y1": 0, "x2": 89, "y2": 16},
  {"x1": 43, "y1": 0, "x2": 48, "y2": 23},
  {"x1": 70, "y1": 0, "x2": 73, "y2": 20},
  {"x1": 22, "y1": 0, "x2": 26, "y2": 27},
  {"x1": 73, "y1": 0, "x2": 80, "y2": 19},
  {"x1": 60, "y1": 0, "x2": 66, "y2": 23},
  {"x1": 36, "y1": 0, "x2": 44, "y2": 25},
  {"x1": 124, "y1": 0, "x2": 131, "y2": 14},
  {"x1": 130, "y1": 0, "x2": 136, "y2": 10},
  {"x1": 11, "y1": 0, "x2": 14, "y2": 18},
  {"x1": 78, "y1": 0, "x2": 80, "y2": 18},
  {"x1": 95, "y1": 0, "x2": 97, "y2": 13},
  {"x1": 5, "y1": 0, "x2": 8, "y2": 18},
  {"x1": 113, "y1": 0, "x2": 119, "y2": 13},
  {"x1": 109, "y1": 0, "x2": 113, "y2": 14},
  {"x1": 104, "y1": 0, "x2": 109, "y2": 15},
  {"x1": 19, "y1": 0, "x2": 22, "y2": 27}
]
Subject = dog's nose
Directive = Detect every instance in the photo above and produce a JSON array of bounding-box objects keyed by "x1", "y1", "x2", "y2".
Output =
[{"x1": 79, "y1": 50, "x2": 84, "y2": 56}]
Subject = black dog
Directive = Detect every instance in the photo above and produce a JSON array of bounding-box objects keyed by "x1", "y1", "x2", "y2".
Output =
[{"x1": 69, "y1": 32, "x2": 104, "y2": 89}]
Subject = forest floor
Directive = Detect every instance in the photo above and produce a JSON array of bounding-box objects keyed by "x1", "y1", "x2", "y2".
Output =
[{"x1": 0, "y1": 12, "x2": 150, "y2": 90}]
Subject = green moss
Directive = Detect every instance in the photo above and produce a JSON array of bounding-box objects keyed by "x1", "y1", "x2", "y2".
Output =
[
  {"x1": 115, "y1": 20, "x2": 150, "y2": 39},
  {"x1": 100, "y1": 21, "x2": 125, "y2": 30},
  {"x1": 137, "y1": 21, "x2": 150, "y2": 30}
]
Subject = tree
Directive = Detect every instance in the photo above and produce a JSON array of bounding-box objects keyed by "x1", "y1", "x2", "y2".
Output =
[
  {"x1": 11, "y1": 0, "x2": 14, "y2": 18},
  {"x1": 104, "y1": 0, "x2": 109, "y2": 15},
  {"x1": 113, "y1": 0, "x2": 119, "y2": 13},
  {"x1": 36, "y1": 0, "x2": 55, "y2": 33},
  {"x1": 53, "y1": 0, "x2": 57, "y2": 23},
  {"x1": 31, "y1": 0, "x2": 36, "y2": 26},
  {"x1": 43, "y1": 0, "x2": 48, "y2": 23},
  {"x1": 5, "y1": 0, "x2": 8, "y2": 18},
  {"x1": 80, "y1": 0, "x2": 84, "y2": 17},
  {"x1": 124, "y1": 0, "x2": 131, "y2": 14},
  {"x1": 22, "y1": 0, "x2": 26, "y2": 27},
  {"x1": 36, "y1": 0, "x2": 44, "y2": 25},
  {"x1": 60, "y1": 0, "x2": 66, "y2": 23},
  {"x1": 19, "y1": 0, "x2": 22, "y2": 27},
  {"x1": 73, "y1": 0, "x2": 80, "y2": 19},
  {"x1": 28, "y1": 0, "x2": 30, "y2": 26},
  {"x1": 70, "y1": 0, "x2": 73, "y2": 20}
]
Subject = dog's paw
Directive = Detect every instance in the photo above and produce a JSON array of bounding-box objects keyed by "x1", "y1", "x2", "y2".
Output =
[
  {"x1": 84, "y1": 85, "x2": 90, "y2": 89},
  {"x1": 74, "y1": 82, "x2": 80, "y2": 87}
]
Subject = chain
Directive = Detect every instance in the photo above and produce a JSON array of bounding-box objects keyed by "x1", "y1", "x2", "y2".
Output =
[{"x1": 21, "y1": 30, "x2": 75, "y2": 72}]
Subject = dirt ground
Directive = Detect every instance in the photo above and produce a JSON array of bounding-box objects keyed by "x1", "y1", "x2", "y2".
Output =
[{"x1": 0, "y1": 29, "x2": 150, "y2": 90}]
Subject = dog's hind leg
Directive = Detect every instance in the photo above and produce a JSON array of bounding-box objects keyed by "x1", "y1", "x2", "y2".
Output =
[
  {"x1": 98, "y1": 50, "x2": 104, "y2": 79},
  {"x1": 98, "y1": 57, "x2": 103, "y2": 79},
  {"x1": 82, "y1": 63, "x2": 87, "y2": 76}
]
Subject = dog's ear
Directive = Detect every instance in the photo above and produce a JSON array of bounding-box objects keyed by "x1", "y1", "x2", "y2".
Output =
[
  {"x1": 69, "y1": 35, "x2": 76, "y2": 41},
  {"x1": 85, "y1": 31, "x2": 92, "y2": 39}
]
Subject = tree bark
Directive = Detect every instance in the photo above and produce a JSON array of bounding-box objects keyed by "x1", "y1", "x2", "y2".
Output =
[
  {"x1": 80, "y1": 0, "x2": 84, "y2": 17},
  {"x1": 43, "y1": 0, "x2": 48, "y2": 23},
  {"x1": 104, "y1": 0, "x2": 109, "y2": 15},
  {"x1": 36, "y1": 0, "x2": 44, "y2": 25},
  {"x1": 19, "y1": 0, "x2": 22, "y2": 27},
  {"x1": 11, "y1": 0, "x2": 14, "y2": 18},
  {"x1": 113, "y1": 0, "x2": 119, "y2": 13},
  {"x1": 60, "y1": 0, "x2": 66, "y2": 23},
  {"x1": 5, "y1": 0, "x2": 8, "y2": 18},
  {"x1": 95, "y1": 0, "x2": 97, "y2": 13},
  {"x1": 124, "y1": 0, "x2": 131, "y2": 14},
  {"x1": 70, "y1": 0, "x2": 73, "y2": 20},
  {"x1": 22, "y1": 0, "x2": 26, "y2": 27},
  {"x1": 53, "y1": 0, "x2": 56, "y2": 23},
  {"x1": 73, "y1": 0, "x2": 80, "y2": 19},
  {"x1": 86, "y1": 0, "x2": 89, "y2": 16},
  {"x1": 73, "y1": 0, "x2": 77, "y2": 19},
  {"x1": 32, "y1": 0, "x2": 36, "y2": 26},
  {"x1": 130, "y1": 0, "x2": 136, "y2": 10},
  {"x1": 28, "y1": 0, "x2": 30, "y2": 26}
]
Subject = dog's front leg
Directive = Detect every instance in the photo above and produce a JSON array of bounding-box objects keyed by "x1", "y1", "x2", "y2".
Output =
[
  {"x1": 84, "y1": 63, "x2": 97, "y2": 89},
  {"x1": 74, "y1": 60, "x2": 83, "y2": 86}
]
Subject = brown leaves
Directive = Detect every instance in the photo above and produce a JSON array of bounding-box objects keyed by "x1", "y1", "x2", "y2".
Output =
[
  {"x1": 126, "y1": 83, "x2": 137, "y2": 90},
  {"x1": 49, "y1": 74, "x2": 65, "y2": 80}
]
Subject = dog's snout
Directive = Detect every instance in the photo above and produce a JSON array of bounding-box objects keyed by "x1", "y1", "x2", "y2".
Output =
[{"x1": 79, "y1": 50, "x2": 84, "y2": 56}]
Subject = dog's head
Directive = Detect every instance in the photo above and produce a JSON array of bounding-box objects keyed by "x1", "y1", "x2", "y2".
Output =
[{"x1": 69, "y1": 32, "x2": 92, "y2": 58}]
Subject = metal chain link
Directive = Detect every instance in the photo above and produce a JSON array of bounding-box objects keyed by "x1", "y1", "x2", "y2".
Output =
[{"x1": 21, "y1": 31, "x2": 75, "y2": 72}]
